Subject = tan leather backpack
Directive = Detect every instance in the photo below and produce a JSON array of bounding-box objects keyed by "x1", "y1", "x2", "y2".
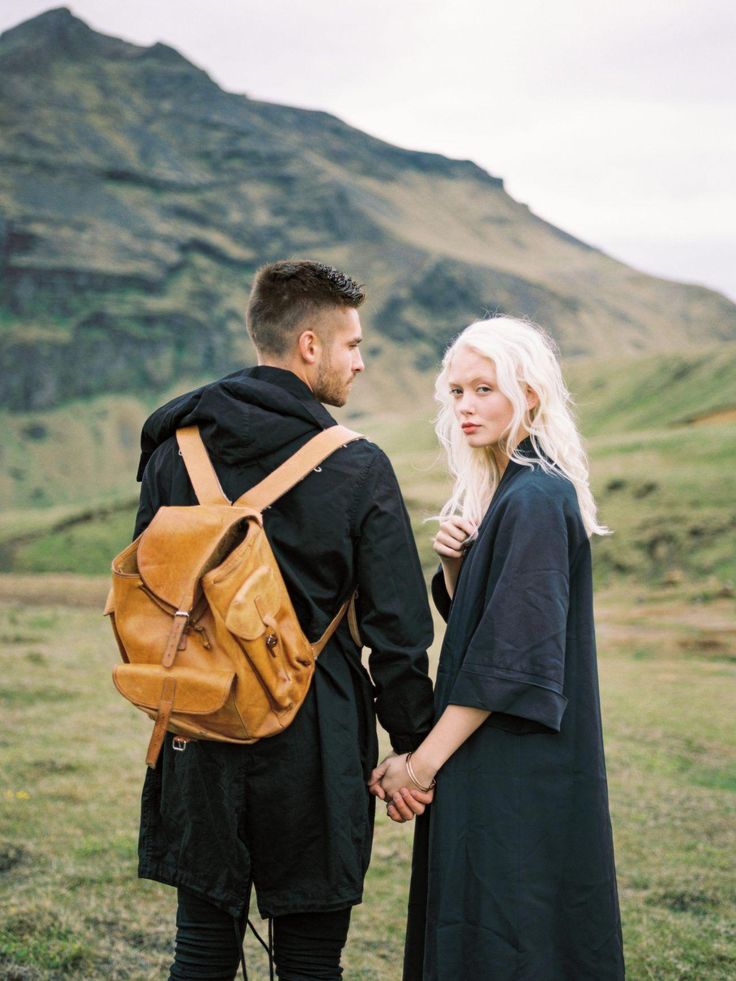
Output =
[{"x1": 106, "y1": 424, "x2": 363, "y2": 767}]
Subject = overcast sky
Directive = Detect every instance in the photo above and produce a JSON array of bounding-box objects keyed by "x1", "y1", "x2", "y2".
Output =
[{"x1": 3, "y1": 0, "x2": 735, "y2": 300}]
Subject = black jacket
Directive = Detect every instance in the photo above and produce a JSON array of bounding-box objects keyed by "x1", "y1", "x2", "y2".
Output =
[{"x1": 134, "y1": 366, "x2": 434, "y2": 918}]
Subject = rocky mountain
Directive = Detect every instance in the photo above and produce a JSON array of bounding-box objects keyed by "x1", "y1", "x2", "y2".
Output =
[{"x1": 2, "y1": 6, "x2": 736, "y2": 411}]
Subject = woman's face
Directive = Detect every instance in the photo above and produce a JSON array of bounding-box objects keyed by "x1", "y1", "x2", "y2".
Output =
[{"x1": 447, "y1": 346, "x2": 517, "y2": 450}]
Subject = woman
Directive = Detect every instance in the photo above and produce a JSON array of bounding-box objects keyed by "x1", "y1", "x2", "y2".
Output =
[{"x1": 369, "y1": 317, "x2": 625, "y2": 980}]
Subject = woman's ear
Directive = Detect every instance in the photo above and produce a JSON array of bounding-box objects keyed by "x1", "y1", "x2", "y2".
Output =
[{"x1": 526, "y1": 386, "x2": 540, "y2": 411}]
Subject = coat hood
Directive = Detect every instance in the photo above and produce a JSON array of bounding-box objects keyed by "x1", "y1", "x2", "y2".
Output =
[{"x1": 137, "y1": 366, "x2": 336, "y2": 480}]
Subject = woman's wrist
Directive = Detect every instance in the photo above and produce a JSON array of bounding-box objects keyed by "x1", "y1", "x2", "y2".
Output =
[
  {"x1": 440, "y1": 558, "x2": 461, "y2": 599},
  {"x1": 407, "y1": 749, "x2": 439, "y2": 789}
]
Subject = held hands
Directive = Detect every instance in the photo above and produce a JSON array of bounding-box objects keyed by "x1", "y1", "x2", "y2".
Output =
[{"x1": 367, "y1": 753, "x2": 437, "y2": 824}]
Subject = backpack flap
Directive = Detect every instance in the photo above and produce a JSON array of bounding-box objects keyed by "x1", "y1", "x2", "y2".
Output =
[
  {"x1": 114, "y1": 662, "x2": 236, "y2": 768},
  {"x1": 136, "y1": 505, "x2": 259, "y2": 611},
  {"x1": 113, "y1": 663, "x2": 235, "y2": 715}
]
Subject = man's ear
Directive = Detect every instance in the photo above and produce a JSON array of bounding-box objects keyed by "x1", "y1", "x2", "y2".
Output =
[{"x1": 297, "y1": 329, "x2": 320, "y2": 365}]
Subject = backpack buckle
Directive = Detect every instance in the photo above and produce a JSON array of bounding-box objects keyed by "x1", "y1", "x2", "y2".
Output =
[{"x1": 172, "y1": 736, "x2": 189, "y2": 752}]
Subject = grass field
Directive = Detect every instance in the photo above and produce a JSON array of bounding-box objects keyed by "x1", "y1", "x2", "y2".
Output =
[
  {"x1": 1, "y1": 345, "x2": 735, "y2": 977},
  {"x1": 0, "y1": 576, "x2": 734, "y2": 980}
]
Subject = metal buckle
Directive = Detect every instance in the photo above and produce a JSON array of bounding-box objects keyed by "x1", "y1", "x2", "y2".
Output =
[{"x1": 172, "y1": 737, "x2": 188, "y2": 752}]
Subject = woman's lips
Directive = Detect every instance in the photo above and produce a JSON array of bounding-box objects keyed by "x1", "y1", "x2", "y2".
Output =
[{"x1": 461, "y1": 423, "x2": 479, "y2": 432}]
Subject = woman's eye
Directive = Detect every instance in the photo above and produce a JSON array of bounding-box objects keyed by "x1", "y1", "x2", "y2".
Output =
[
  {"x1": 449, "y1": 387, "x2": 462, "y2": 397},
  {"x1": 477, "y1": 386, "x2": 493, "y2": 394}
]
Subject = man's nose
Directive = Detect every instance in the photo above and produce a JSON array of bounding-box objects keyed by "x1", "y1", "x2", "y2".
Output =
[{"x1": 354, "y1": 351, "x2": 365, "y2": 373}]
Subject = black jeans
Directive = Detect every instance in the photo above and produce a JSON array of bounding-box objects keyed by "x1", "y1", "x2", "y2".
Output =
[{"x1": 169, "y1": 888, "x2": 352, "y2": 981}]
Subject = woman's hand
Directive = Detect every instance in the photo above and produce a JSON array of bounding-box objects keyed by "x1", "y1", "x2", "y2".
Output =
[
  {"x1": 433, "y1": 516, "x2": 478, "y2": 597},
  {"x1": 386, "y1": 786, "x2": 434, "y2": 823},
  {"x1": 368, "y1": 754, "x2": 435, "y2": 823},
  {"x1": 368, "y1": 754, "x2": 436, "y2": 823}
]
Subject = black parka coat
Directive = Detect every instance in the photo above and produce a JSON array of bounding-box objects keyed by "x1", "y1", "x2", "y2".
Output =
[
  {"x1": 133, "y1": 366, "x2": 435, "y2": 919},
  {"x1": 404, "y1": 444, "x2": 624, "y2": 980}
]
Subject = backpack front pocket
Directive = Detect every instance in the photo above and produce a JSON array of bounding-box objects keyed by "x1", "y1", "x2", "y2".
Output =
[
  {"x1": 113, "y1": 663, "x2": 235, "y2": 715},
  {"x1": 222, "y1": 566, "x2": 312, "y2": 711}
]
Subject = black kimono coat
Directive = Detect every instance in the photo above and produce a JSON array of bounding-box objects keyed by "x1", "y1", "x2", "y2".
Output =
[
  {"x1": 132, "y1": 366, "x2": 435, "y2": 919},
  {"x1": 404, "y1": 443, "x2": 624, "y2": 980}
]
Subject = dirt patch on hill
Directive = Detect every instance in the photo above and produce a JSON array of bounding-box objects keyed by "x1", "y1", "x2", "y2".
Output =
[
  {"x1": 596, "y1": 591, "x2": 736, "y2": 662},
  {"x1": 684, "y1": 405, "x2": 736, "y2": 426}
]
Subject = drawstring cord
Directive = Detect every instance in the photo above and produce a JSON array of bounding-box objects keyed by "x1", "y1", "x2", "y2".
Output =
[
  {"x1": 234, "y1": 916, "x2": 274, "y2": 980},
  {"x1": 233, "y1": 917, "x2": 248, "y2": 981}
]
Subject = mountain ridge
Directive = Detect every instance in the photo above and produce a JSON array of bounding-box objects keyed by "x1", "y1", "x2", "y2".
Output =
[{"x1": 2, "y1": 7, "x2": 735, "y2": 411}]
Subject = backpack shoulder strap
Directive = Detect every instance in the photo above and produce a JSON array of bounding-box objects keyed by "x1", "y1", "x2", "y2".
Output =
[
  {"x1": 235, "y1": 426, "x2": 364, "y2": 511},
  {"x1": 311, "y1": 591, "x2": 361, "y2": 656},
  {"x1": 176, "y1": 426, "x2": 230, "y2": 505}
]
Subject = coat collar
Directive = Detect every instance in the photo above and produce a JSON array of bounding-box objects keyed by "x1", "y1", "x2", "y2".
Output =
[
  {"x1": 246, "y1": 366, "x2": 335, "y2": 430},
  {"x1": 472, "y1": 438, "x2": 541, "y2": 533}
]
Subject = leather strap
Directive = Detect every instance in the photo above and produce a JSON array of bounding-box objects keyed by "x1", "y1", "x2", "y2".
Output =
[
  {"x1": 347, "y1": 595, "x2": 362, "y2": 648},
  {"x1": 312, "y1": 592, "x2": 354, "y2": 657},
  {"x1": 235, "y1": 426, "x2": 363, "y2": 511},
  {"x1": 161, "y1": 613, "x2": 189, "y2": 668},
  {"x1": 145, "y1": 676, "x2": 177, "y2": 768},
  {"x1": 176, "y1": 426, "x2": 230, "y2": 505}
]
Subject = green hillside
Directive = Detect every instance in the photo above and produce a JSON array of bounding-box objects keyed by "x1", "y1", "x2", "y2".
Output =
[
  {"x1": 3, "y1": 345, "x2": 735, "y2": 590},
  {"x1": 565, "y1": 345, "x2": 736, "y2": 435}
]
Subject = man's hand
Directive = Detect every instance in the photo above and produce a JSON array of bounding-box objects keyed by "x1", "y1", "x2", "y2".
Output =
[
  {"x1": 368, "y1": 754, "x2": 435, "y2": 823},
  {"x1": 367, "y1": 752, "x2": 395, "y2": 800}
]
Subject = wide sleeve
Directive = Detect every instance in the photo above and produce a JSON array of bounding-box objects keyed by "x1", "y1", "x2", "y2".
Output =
[
  {"x1": 431, "y1": 566, "x2": 453, "y2": 622},
  {"x1": 352, "y1": 450, "x2": 435, "y2": 752},
  {"x1": 448, "y1": 486, "x2": 570, "y2": 732}
]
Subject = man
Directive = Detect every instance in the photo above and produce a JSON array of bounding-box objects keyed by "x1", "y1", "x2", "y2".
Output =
[{"x1": 133, "y1": 260, "x2": 435, "y2": 980}]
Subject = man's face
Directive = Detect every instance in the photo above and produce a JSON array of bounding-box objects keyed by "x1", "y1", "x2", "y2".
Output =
[{"x1": 313, "y1": 307, "x2": 364, "y2": 407}]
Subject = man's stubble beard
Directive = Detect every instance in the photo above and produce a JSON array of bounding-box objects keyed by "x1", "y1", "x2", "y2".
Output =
[{"x1": 314, "y1": 354, "x2": 353, "y2": 408}]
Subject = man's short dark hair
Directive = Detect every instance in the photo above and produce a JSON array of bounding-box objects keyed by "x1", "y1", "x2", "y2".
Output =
[{"x1": 246, "y1": 260, "x2": 365, "y2": 357}]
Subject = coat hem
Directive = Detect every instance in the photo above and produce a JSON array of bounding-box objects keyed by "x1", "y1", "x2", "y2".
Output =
[{"x1": 138, "y1": 861, "x2": 363, "y2": 920}]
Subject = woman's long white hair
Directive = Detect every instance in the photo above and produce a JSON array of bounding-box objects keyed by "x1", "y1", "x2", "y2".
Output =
[{"x1": 435, "y1": 317, "x2": 608, "y2": 538}]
